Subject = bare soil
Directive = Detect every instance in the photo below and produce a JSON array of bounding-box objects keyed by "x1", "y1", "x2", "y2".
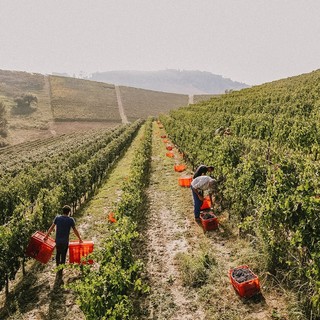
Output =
[{"x1": 6, "y1": 121, "x2": 119, "y2": 146}]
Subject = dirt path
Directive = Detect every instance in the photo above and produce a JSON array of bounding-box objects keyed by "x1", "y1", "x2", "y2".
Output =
[
  {"x1": 115, "y1": 85, "x2": 129, "y2": 124},
  {"x1": 141, "y1": 123, "x2": 205, "y2": 319}
]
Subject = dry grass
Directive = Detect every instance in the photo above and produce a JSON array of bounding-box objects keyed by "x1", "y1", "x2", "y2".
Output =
[
  {"x1": 49, "y1": 75, "x2": 120, "y2": 121},
  {"x1": 0, "y1": 70, "x2": 191, "y2": 147},
  {"x1": 119, "y1": 86, "x2": 189, "y2": 121}
]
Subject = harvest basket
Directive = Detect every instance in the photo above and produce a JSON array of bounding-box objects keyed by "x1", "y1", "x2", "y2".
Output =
[
  {"x1": 174, "y1": 164, "x2": 186, "y2": 172},
  {"x1": 200, "y1": 212, "x2": 218, "y2": 231},
  {"x1": 108, "y1": 212, "x2": 117, "y2": 223},
  {"x1": 178, "y1": 176, "x2": 192, "y2": 187},
  {"x1": 69, "y1": 241, "x2": 94, "y2": 264},
  {"x1": 161, "y1": 135, "x2": 166, "y2": 138},
  {"x1": 166, "y1": 145, "x2": 173, "y2": 151},
  {"x1": 228, "y1": 265, "x2": 261, "y2": 298},
  {"x1": 200, "y1": 196, "x2": 211, "y2": 210},
  {"x1": 26, "y1": 231, "x2": 55, "y2": 264},
  {"x1": 166, "y1": 152, "x2": 174, "y2": 158}
]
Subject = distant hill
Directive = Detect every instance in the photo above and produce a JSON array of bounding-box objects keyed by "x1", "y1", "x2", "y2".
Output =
[
  {"x1": 0, "y1": 69, "x2": 190, "y2": 146},
  {"x1": 89, "y1": 69, "x2": 250, "y2": 94}
]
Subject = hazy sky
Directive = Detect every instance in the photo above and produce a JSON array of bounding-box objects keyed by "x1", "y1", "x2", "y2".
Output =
[{"x1": 1, "y1": 0, "x2": 319, "y2": 85}]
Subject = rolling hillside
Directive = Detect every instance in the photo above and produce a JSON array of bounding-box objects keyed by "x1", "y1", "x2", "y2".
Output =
[
  {"x1": 90, "y1": 69, "x2": 250, "y2": 94},
  {"x1": 0, "y1": 69, "x2": 194, "y2": 147}
]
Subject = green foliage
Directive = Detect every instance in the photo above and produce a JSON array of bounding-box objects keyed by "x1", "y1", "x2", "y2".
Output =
[
  {"x1": 69, "y1": 118, "x2": 153, "y2": 319},
  {"x1": 0, "y1": 121, "x2": 143, "y2": 293},
  {"x1": 160, "y1": 69, "x2": 320, "y2": 317},
  {"x1": 71, "y1": 217, "x2": 148, "y2": 320}
]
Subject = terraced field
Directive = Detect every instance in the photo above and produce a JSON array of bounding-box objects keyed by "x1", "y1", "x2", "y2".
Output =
[
  {"x1": 49, "y1": 75, "x2": 120, "y2": 122},
  {"x1": 0, "y1": 69, "x2": 191, "y2": 147},
  {"x1": 119, "y1": 86, "x2": 189, "y2": 121}
]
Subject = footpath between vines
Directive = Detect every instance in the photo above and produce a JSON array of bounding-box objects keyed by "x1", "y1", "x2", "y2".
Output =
[{"x1": 141, "y1": 122, "x2": 298, "y2": 320}]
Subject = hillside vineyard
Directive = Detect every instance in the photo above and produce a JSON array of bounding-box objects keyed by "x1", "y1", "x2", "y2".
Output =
[
  {"x1": 2, "y1": 69, "x2": 320, "y2": 318},
  {"x1": 0, "y1": 121, "x2": 142, "y2": 293},
  {"x1": 160, "y1": 69, "x2": 320, "y2": 318}
]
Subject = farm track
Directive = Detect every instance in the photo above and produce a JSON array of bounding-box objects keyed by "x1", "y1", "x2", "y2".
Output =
[
  {"x1": 141, "y1": 123, "x2": 205, "y2": 319},
  {"x1": 0, "y1": 121, "x2": 293, "y2": 319},
  {"x1": 115, "y1": 85, "x2": 129, "y2": 124}
]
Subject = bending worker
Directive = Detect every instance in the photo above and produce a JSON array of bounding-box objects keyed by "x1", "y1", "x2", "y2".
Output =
[
  {"x1": 190, "y1": 175, "x2": 216, "y2": 221},
  {"x1": 193, "y1": 164, "x2": 214, "y2": 179}
]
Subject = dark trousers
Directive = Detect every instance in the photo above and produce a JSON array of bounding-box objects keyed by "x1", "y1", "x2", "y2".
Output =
[
  {"x1": 55, "y1": 243, "x2": 69, "y2": 266},
  {"x1": 191, "y1": 188, "x2": 203, "y2": 219}
]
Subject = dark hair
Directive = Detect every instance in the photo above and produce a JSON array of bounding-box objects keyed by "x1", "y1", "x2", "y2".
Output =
[
  {"x1": 62, "y1": 205, "x2": 72, "y2": 215},
  {"x1": 208, "y1": 166, "x2": 214, "y2": 170}
]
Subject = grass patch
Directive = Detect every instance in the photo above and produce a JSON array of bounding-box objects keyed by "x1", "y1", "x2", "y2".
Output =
[{"x1": 176, "y1": 248, "x2": 218, "y2": 288}]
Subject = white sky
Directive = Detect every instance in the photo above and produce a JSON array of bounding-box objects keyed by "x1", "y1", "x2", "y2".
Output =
[{"x1": 0, "y1": 0, "x2": 319, "y2": 85}]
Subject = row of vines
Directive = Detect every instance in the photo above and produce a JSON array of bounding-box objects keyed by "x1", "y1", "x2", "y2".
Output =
[
  {"x1": 0, "y1": 120, "x2": 143, "y2": 294},
  {"x1": 160, "y1": 69, "x2": 320, "y2": 318},
  {"x1": 69, "y1": 118, "x2": 153, "y2": 319}
]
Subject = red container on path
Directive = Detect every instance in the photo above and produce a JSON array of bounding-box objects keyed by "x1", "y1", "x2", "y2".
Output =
[
  {"x1": 69, "y1": 241, "x2": 94, "y2": 264},
  {"x1": 174, "y1": 164, "x2": 187, "y2": 172},
  {"x1": 200, "y1": 212, "x2": 219, "y2": 231},
  {"x1": 166, "y1": 152, "x2": 174, "y2": 158},
  {"x1": 166, "y1": 145, "x2": 173, "y2": 151},
  {"x1": 200, "y1": 196, "x2": 211, "y2": 210},
  {"x1": 228, "y1": 265, "x2": 261, "y2": 298},
  {"x1": 161, "y1": 135, "x2": 166, "y2": 138},
  {"x1": 178, "y1": 176, "x2": 192, "y2": 187},
  {"x1": 26, "y1": 231, "x2": 56, "y2": 264}
]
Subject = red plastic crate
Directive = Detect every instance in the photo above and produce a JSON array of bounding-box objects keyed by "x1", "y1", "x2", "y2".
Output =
[
  {"x1": 166, "y1": 152, "x2": 174, "y2": 158},
  {"x1": 174, "y1": 164, "x2": 186, "y2": 172},
  {"x1": 69, "y1": 241, "x2": 94, "y2": 264},
  {"x1": 200, "y1": 212, "x2": 219, "y2": 231},
  {"x1": 228, "y1": 265, "x2": 261, "y2": 298},
  {"x1": 26, "y1": 231, "x2": 55, "y2": 264},
  {"x1": 166, "y1": 145, "x2": 173, "y2": 151},
  {"x1": 178, "y1": 176, "x2": 192, "y2": 187},
  {"x1": 160, "y1": 135, "x2": 166, "y2": 138},
  {"x1": 200, "y1": 196, "x2": 211, "y2": 210}
]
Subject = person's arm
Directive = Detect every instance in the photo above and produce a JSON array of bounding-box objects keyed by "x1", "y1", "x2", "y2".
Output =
[
  {"x1": 72, "y1": 226, "x2": 83, "y2": 243},
  {"x1": 208, "y1": 179, "x2": 218, "y2": 209},
  {"x1": 44, "y1": 223, "x2": 55, "y2": 241},
  {"x1": 209, "y1": 193, "x2": 214, "y2": 209}
]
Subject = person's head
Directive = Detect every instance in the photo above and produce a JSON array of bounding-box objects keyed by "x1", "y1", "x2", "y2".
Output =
[
  {"x1": 207, "y1": 166, "x2": 214, "y2": 172},
  {"x1": 62, "y1": 205, "x2": 72, "y2": 216}
]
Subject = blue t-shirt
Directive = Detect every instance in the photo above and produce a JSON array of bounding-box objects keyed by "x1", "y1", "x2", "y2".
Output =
[{"x1": 54, "y1": 215, "x2": 75, "y2": 245}]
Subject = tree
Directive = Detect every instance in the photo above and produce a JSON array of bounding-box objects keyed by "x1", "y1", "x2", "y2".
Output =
[
  {"x1": 13, "y1": 94, "x2": 38, "y2": 114},
  {"x1": 0, "y1": 101, "x2": 8, "y2": 137}
]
